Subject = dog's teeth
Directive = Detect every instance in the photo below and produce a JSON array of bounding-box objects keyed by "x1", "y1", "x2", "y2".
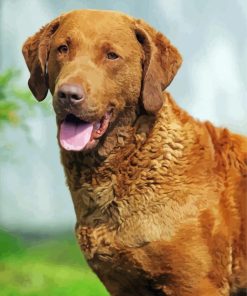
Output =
[{"x1": 95, "y1": 123, "x2": 101, "y2": 130}]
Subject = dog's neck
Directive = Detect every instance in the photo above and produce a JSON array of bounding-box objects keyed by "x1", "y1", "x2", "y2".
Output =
[
  {"x1": 60, "y1": 93, "x2": 207, "y2": 224},
  {"x1": 60, "y1": 102, "x2": 154, "y2": 182}
]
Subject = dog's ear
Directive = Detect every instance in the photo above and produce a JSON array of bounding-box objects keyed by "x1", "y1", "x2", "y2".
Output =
[
  {"x1": 134, "y1": 19, "x2": 182, "y2": 114},
  {"x1": 22, "y1": 17, "x2": 61, "y2": 101}
]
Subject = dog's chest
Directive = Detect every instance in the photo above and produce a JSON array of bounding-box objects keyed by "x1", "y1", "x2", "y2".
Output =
[
  {"x1": 72, "y1": 162, "x2": 200, "y2": 255},
  {"x1": 75, "y1": 223, "x2": 163, "y2": 295},
  {"x1": 75, "y1": 222, "x2": 119, "y2": 261}
]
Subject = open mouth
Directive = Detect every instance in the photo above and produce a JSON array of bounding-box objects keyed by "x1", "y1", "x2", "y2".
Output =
[{"x1": 59, "y1": 113, "x2": 111, "y2": 151}]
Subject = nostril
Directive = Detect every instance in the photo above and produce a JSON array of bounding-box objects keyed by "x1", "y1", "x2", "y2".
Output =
[
  {"x1": 58, "y1": 91, "x2": 67, "y2": 99},
  {"x1": 71, "y1": 93, "x2": 82, "y2": 101}
]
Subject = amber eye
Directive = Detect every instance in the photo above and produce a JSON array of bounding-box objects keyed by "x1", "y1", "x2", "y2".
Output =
[
  {"x1": 57, "y1": 44, "x2": 68, "y2": 54},
  {"x1": 107, "y1": 52, "x2": 119, "y2": 60}
]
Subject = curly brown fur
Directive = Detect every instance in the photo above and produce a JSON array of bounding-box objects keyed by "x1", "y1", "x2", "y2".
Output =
[{"x1": 22, "y1": 10, "x2": 247, "y2": 296}]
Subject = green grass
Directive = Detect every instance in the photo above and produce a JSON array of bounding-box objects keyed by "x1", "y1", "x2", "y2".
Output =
[{"x1": 0, "y1": 229, "x2": 109, "y2": 296}]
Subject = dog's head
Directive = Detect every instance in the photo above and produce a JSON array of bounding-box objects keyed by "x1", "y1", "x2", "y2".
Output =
[{"x1": 22, "y1": 10, "x2": 182, "y2": 153}]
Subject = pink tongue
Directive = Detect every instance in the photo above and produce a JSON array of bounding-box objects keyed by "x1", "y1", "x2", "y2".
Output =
[{"x1": 59, "y1": 120, "x2": 94, "y2": 151}]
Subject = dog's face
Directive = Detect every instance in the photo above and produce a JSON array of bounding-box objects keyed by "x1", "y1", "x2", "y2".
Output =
[{"x1": 22, "y1": 10, "x2": 182, "y2": 152}]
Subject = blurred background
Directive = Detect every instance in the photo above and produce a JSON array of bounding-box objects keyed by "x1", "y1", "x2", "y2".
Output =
[{"x1": 0, "y1": 0, "x2": 246, "y2": 295}]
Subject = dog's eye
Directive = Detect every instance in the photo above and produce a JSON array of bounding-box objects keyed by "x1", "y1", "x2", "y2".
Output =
[
  {"x1": 107, "y1": 52, "x2": 119, "y2": 60},
  {"x1": 57, "y1": 45, "x2": 69, "y2": 54}
]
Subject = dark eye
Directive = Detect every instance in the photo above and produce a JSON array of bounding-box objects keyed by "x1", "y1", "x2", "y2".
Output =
[
  {"x1": 57, "y1": 44, "x2": 68, "y2": 54},
  {"x1": 107, "y1": 52, "x2": 119, "y2": 60}
]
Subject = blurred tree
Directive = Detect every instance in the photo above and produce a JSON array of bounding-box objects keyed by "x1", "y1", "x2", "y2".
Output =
[
  {"x1": 0, "y1": 1, "x2": 2, "y2": 69},
  {"x1": 0, "y1": 69, "x2": 51, "y2": 129},
  {"x1": 0, "y1": 69, "x2": 52, "y2": 161}
]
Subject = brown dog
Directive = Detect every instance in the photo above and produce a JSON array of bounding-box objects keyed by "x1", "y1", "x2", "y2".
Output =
[{"x1": 22, "y1": 10, "x2": 247, "y2": 296}]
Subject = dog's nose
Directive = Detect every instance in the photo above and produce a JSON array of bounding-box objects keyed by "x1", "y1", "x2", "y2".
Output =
[{"x1": 57, "y1": 84, "x2": 84, "y2": 102}]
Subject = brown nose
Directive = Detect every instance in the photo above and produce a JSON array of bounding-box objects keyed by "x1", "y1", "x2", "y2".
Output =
[{"x1": 57, "y1": 84, "x2": 84, "y2": 102}]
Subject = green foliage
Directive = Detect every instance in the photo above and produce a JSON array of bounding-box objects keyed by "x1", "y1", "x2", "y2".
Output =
[
  {"x1": 0, "y1": 229, "x2": 24, "y2": 259},
  {"x1": 0, "y1": 69, "x2": 51, "y2": 128},
  {"x1": 0, "y1": 230, "x2": 109, "y2": 296}
]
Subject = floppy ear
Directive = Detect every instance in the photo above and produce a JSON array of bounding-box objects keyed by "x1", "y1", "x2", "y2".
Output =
[
  {"x1": 22, "y1": 17, "x2": 61, "y2": 101},
  {"x1": 134, "y1": 19, "x2": 182, "y2": 114}
]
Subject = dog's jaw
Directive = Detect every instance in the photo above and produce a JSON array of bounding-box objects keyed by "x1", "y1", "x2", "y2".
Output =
[{"x1": 58, "y1": 112, "x2": 112, "y2": 152}]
